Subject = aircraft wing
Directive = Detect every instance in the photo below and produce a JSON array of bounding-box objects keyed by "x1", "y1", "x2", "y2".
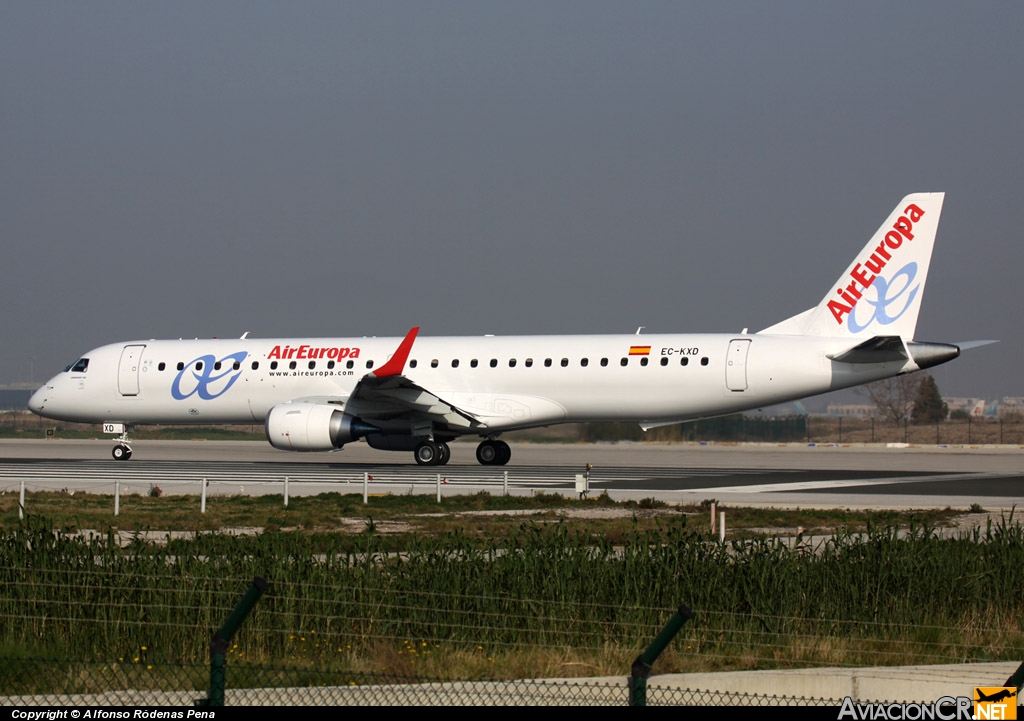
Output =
[
  {"x1": 340, "y1": 327, "x2": 488, "y2": 431},
  {"x1": 349, "y1": 375, "x2": 486, "y2": 430}
]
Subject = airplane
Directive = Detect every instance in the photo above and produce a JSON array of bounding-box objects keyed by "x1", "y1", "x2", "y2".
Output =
[{"x1": 28, "y1": 193, "x2": 989, "y2": 465}]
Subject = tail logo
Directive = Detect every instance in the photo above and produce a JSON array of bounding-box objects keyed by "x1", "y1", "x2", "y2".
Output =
[
  {"x1": 828, "y1": 203, "x2": 926, "y2": 327},
  {"x1": 845, "y1": 262, "x2": 920, "y2": 333}
]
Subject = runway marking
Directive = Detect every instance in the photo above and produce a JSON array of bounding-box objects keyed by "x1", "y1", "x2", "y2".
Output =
[{"x1": 685, "y1": 472, "x2": 986, "y2": 494}]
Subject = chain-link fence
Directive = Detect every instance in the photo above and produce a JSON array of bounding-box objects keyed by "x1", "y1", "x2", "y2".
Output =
[{"x1": 0, "y1": 659, "x2": 841, "y2": 706}]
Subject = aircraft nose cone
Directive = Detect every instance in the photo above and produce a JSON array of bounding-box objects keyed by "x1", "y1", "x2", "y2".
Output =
[{"x1": 27, "y1": 387, "x2": 47, "y2": 414}]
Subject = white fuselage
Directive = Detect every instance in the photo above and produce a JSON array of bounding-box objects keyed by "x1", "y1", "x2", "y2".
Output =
[{"x1": 28, "y1": 331, "x2": 909, "y2": 431}]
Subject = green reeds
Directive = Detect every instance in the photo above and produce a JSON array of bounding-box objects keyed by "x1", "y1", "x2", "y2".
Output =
[{"x1": 2, "y1": 515, "x2": 1023, "y2": 677}]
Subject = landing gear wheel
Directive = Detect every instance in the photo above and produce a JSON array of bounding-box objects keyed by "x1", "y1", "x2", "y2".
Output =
[
  {"x1": 494, "y1": 440, "x2": 511, "y2": 466},
  {"x1": 476, "y1": 440, "x2": 511, "y2": 466},
  {"x1": 476, "y1": 440, "x2": 497, "y2": 465},
  {"x1": 437, "y1": 442, "x2": 451, "y2": 466},
  {"x1": 112, "y1": 444, "x2": 132, "y2": 461},
  {"x1": 414, "y1": 440, "x2": 441, "y2": 466}
]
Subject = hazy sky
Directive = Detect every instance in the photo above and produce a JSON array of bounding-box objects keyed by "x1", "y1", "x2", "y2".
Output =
[{"x1": 2, "y1": 2, "x2": 1020, "y2": 403}]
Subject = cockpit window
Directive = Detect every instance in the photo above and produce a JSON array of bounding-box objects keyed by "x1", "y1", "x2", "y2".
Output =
[{"x1": 65, "y1": 358, "x2": 89, "y2": 373}]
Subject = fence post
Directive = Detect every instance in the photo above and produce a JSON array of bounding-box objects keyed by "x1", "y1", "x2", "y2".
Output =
[
  {"x1": 284, "y1": 476, "x2": 289, "y2": 508},
  {"x1": 201, "y1": 478, "x2": 207, "y2": 514},
  {"x1": 363, "y1": 472, "x2": 368, "y2": 504},
  {"x1": 503, "y1": 470, "x2": 509, "y2": 496},
  {"x1": 436, "y1": 473, "x2": 442, "y2": 503},
  {"x1": 629, "y1": 605, "x2": 695, "y2": 706},
  {"x1": 114, "y1": 479, "x2": 120, "y2": 517},
  {"x1": 19, "y1": 480, "x2": 25, "y2": 520},
  {"x1": 196, "y1": 577, "x2": 269, "y2": 707}
]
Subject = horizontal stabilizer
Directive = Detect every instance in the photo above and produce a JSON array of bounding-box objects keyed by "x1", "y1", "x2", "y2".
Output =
[
  {"x1": 953, "y1": 340, "x2": 999, "y2": 351},
  {"x1": 827, "y1": 336, "x2": 908, "y2": 364}
]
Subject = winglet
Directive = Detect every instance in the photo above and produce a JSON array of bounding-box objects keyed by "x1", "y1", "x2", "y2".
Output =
[{"x1": 372, "y1": 327, "x2": 420, "y2": 378}]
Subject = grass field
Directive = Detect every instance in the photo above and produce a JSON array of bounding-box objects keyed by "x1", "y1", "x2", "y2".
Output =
[{"x1": 2, "y1": 491, "x2": 1020, "y2": 682}]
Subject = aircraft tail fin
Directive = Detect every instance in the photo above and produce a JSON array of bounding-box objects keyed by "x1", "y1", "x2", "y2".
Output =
[{"x1": 760, "y1": 193, "x2": 945, "y2": 339}]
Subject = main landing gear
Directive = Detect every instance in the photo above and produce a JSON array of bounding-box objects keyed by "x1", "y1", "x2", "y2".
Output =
[
  {"x1": 476, "y1": 440, "x2": 511, "y2": 466},
  {"x1": 413, "y1": 440, "x2": 451, "y2": 466},
  {"x1": 411, "y1": 439, "x2": 512, "y2": 466}
]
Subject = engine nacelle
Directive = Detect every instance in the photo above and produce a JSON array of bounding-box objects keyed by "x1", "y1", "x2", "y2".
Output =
[{"x1": 265, "y1": 402, "x2": 378, "y2": 452}]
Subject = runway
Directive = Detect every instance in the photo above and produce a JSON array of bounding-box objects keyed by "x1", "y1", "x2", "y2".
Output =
[{"x1": 1, "y1": 439, "x2": 1022, "y2": 508}]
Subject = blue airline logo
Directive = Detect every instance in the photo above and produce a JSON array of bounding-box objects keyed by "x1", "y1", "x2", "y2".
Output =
[
  {"x1": 846, "y1": 262, "x2": 920, "y2": 333},
  {"x1": 171, "y1": 352, "x2": 248, "y2": 401}
]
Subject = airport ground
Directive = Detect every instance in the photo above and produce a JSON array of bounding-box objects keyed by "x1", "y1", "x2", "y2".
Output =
[
  {"x1": 3, "y1": 438, "x2": 1023, "y2": 704},
  {"x1": 2, "y1": 437, "x2": 1022, "y2": 510}
]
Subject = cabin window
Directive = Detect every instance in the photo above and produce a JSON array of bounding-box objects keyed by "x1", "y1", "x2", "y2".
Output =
[
  {"x1": 214, "y1": 362, "x2": 222, "y2": 370},
  {"x1": 366, "y1": 360, "x2": 374, "y2": 369},
  {"x1": 470, "y1": 359, "x2": 478, "y2": 368},
  {"x1": 620, "y1": 358, "x2": 628, "y2": 366},
  {"x1": 270, "y1": 361, "x2": 278, "y2": 370},
  {"x1": 195, "y1": 361, "x2": 203, "y2": 371},
  {"x1": 431, "y1": 359, "x2": 439, "y2": 368},
  {"x1": 308, "y1": 361, "x2": 315, "y2": 369},
  {"x1": 544, "y1": 359, "x2": 552, "y2": 367},
  {"x1": 509, "y1": 359, "x2": 517, "y2": 367},
  {"x1": 490, "y1": 359, "x2": 498, "y2": 368},
  {"x1": 409, "y1": 360, "x2": 418, "y2": 368},
  {"x1": 452, "y1": 359, "x2": 459, "y2": 368},
  {"x1": 157, "y1": 362, "x2": 166, "y2": 371},
  {"x1": 176, "y1": 362, "x2": 184, "y2": 371},
  {"x1": 347, "y1": 360, "x2": 355, "y2": 369},
  {"x1": 233, "y1": 362, "x2": 241, "y2": 370},
  {"x1": 525, "y1": 358, "x2": 533, "y2": 367},
  {"x1": 660, "y1": 357, "x2": 668, "y2": 366},
  {"x1": 580, "y1": 358, "x2": 589, "y2": 367},
  {"x1": 640, "y1": 357, "x2": 649, "y2": 367},
  {"x1": 289, "y1": 361, "x2": 297, "y2": 370},
  {"x1": 252, "y1": 361, "x2": 259, "y2": 370},
  {"x1": 560, "y1": 358, "x2": 569, "y2": 367},
  {"x1": 701, "y1": 357, "x2": 709, "y2": 366},
  {"x1": 327, "y1": 360, "x2": 334, "y2": 369},
  {"x1": 600, "y1": 358, "x2": 608, "y2": 367},
  {"x1": 681, "y1": 357, "x2": 689, "y2": 366}
]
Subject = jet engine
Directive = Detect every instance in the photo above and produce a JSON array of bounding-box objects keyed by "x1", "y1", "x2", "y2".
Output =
[{"x1": 265, "y1": 402, "x2": 379, "y2": 451}]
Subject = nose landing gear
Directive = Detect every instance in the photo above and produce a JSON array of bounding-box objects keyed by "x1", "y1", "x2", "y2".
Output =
[{"x1": 105, "y1": 424, "x2": 133, "y2": 461}]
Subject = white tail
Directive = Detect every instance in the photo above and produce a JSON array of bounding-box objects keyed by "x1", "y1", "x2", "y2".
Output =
[{"x1": 761, "y1": 193, "x2": 945, "y2": 340}]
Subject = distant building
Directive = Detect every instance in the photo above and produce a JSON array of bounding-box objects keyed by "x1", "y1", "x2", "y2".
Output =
[{"x1": 826, "y1": 404, "x2": 878, "y2": 418}]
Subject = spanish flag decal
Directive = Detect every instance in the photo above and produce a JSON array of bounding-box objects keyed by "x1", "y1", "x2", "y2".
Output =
[{"x1": 629, "y1": 346, "x2": 651, "y2": 356}]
